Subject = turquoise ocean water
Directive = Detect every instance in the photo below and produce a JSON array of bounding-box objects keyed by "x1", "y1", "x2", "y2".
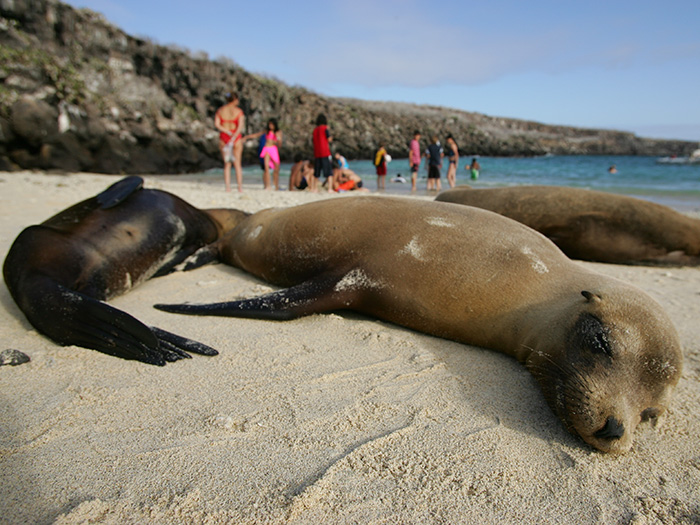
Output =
[{"x1": 203, "y1": 155, "x2": 700, "y2": 211}]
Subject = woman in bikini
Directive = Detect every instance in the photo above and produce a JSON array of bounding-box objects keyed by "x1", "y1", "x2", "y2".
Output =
[
  {"x1": 214, "y1": 92, "x2": 245, "y2": 192},
  {"x1": 445, "y1": 134, "x2": 459, "y2": 189},
  {"x1": 259, "y1": 118, "x2": 283, "y2": 190}
]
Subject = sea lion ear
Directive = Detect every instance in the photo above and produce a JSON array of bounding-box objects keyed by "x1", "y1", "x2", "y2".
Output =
[{"x1": 581, "y1": 291, "x2": 602, "y2": 303}]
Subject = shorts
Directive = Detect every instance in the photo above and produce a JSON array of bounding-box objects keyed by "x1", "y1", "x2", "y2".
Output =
[
  {"x1": 428, "y1": 165, "x2": 441, "y2": 179},
  {"x1": 314, "y1": 156, "x2": 332, "y2": 179},
  {"x1": 376, "y1": 164, "x2": 387, "y2": 176},
  {"x1": 410, "y1": 164, "x2": 419, "y2": 173},
  {"x1": 295, "y1": 178, "x2": 308, "y2": 190}
]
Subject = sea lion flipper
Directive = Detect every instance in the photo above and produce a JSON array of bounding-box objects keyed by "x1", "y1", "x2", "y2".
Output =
[
  {"x1": 57, "y1": 299, "x2": 219, "y2": 365},
  {"x1": 152, "y1": 245, "x2": 220, "y2": 278},
  {"x1": 154, "y1": 274, "x2": 355, "y2": 320},
  {"x1": 179, "y1": 245, "x2": 220, "y2": 272},
  {"x1": 57, "y1": 287, "x2": 176, "y2": 365},
  {"x1": 14, "y1": 278, "x2": 212, "y2": 366},
  {"x1": 75, "y1": 297, "x2": 219, "y2": 363},
  {"x1": 150, "y1": 326, "x2": 219, "y2": 356},
  {"x1": 96, "y1": 176, "x2": 144, "y2": 209},
  {"x1": 68, "y1": 317, "x2": 167, "y2": 366},
  {"x1": 152, "y1": 246, "x2": 216, "y2": 277}
]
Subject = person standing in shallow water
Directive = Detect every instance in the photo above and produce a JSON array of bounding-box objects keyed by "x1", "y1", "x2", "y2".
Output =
[
  {"x1": 468, "y1": 157, "x2": 481, "y2": 180},
  {"x1": 445, "y1": 134, "x2": 459, "y2": 188},
  {"x1": 425, "y1": 136, "x2": 443, "y2": 191},
  {"x1": 214, "y1": 92, "x2": 245, "y2": 192},
  {"x1": 312, "y1": 114, "x2": 333, "y2": 193},
  {"x1": 409, "y1": 130, "x2": 421, "y2": 192}
]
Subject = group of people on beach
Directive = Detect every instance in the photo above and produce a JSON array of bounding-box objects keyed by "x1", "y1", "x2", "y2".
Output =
[
  {"x1": 215, "y1": 94, "x2": 340, "y2": 193},
  {"x1": 409, "y1": 131, "x2": 481, "y2": 192},
  {"x1": 214, "y1": 92, "x2": 480, "y2": 193}
]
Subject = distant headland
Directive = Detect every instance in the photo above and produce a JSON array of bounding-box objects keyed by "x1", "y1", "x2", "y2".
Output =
[{"x1": 0, "y1": 0, "x2": 696, "y2": 174}]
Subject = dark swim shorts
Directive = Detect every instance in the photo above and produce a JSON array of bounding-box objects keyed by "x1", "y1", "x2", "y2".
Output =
[{"x1": 314, "y1": 156, "x2": 332, "y2": 179}]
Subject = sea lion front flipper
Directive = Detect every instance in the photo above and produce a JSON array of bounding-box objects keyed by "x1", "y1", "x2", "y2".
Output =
[
  {"x1": 14, "y1": 276, "x2": 215, "y2": 366},
  {"x1": 154, "y1": 273, "x2": 357, "y2": 320},
  {"x1": 150, "y1": 326, "x2": 219, "y2": 357},
  {"x1": 96, "y1": 176, "x2": 144, "y2": 209}
]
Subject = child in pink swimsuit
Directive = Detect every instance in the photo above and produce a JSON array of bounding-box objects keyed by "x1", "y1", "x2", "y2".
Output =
[{"x1": 259, "y1": 119, "x2": 282, "y2": 190}]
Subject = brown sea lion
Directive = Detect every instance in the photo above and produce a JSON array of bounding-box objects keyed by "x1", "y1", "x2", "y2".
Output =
[
  {"x1": 3, "y1": 176, "x2": 247, "y2": 366},
  {"x1": 155, "y1": 197, "x2": 683, "y2": 453},
  {"x1": 436, "y1": 185, "x2": 700, "y2": 265}
]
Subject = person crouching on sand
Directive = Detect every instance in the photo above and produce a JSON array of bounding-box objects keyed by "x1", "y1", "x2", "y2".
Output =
[{"x1": 289, "y1": 154, "x2": 313, "y2": 191}]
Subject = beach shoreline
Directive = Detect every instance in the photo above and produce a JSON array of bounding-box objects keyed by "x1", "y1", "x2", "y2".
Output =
[
  {"x1": 1, "y1": 171, "x2": 699, "y2": 523},
  {"x1": 181, "y1": 153, "x2": 700, "y2": 213}
]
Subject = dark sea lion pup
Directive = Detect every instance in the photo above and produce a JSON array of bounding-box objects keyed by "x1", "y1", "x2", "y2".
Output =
[
  {"x1": 436, "y1": 185, "x2": 700, "y2": 266},
  {"x1": 155, "y1": 197, "x2": 683, "y2": 453},
  {"x1": 3, "y1": 176, "x2": 247, "y2": 366}
]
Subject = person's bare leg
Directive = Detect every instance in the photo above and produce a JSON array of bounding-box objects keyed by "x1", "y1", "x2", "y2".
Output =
[
  {"x1": 233, "y1": 141, "x2": 244, "y2": 192},
  {"x1": 273, "y1": 164, "x2": 280, "y2": 190},
  {"x1": 262, "y1": 154, "x2": 271, "y2": 190}
]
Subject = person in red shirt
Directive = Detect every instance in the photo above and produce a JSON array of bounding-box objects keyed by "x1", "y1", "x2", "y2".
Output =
[{"x1": 312, "y1": 113, "x2": 333, "y2": 193}]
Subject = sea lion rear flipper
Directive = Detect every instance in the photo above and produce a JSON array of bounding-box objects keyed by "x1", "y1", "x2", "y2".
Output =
[
  {"x1": 96, "y1": 176, "x2": 144, "y2": 209},
  {"x1": 152, "y1": 245, "x2": 219, "y2": 277},
  {"x1": 154, "y1": 274, "x2": 355, "y2": 320},
  {"x1": 159, "y1": 245, "x2": 220, "y2": 275}
]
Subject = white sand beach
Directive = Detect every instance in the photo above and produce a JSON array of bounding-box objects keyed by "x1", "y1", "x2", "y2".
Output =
[{"x1": 1, "y1": 172, "x2": 699, "y2": 524}]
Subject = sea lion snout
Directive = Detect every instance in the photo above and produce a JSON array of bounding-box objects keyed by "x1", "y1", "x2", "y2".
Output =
[{"x1": 594, "y1": 416, "x2": 625, "y2": 441}]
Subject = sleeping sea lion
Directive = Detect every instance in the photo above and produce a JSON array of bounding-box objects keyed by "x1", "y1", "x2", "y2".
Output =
[
  {"x1": 436, "y1": 185, "x2": 700, "y2": 265},
  {"x1": 155, "y1": 197, "x2": 683, "y2": 453},
  {"x1": 3, "y1": 176, "x2": 247, "y2": 366}
]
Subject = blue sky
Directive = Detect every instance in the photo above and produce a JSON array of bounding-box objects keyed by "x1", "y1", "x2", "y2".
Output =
[{"x1": 66, "y1": 0, "x2": 700, "y2": 141}]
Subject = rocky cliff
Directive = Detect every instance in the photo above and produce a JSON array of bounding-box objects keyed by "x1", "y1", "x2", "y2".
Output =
[{"x1": 1, "y1": 0, "x2": 696, "y2": 174}]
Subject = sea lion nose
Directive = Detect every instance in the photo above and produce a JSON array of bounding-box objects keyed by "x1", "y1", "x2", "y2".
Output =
[{"x1": 594, "y1": 416, "x2": 625, "y2": 440}]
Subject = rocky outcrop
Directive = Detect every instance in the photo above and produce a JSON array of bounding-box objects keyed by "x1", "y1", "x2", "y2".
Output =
[{"x1": 0, "y1": 0, "x2": 696, "y2": 174}]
